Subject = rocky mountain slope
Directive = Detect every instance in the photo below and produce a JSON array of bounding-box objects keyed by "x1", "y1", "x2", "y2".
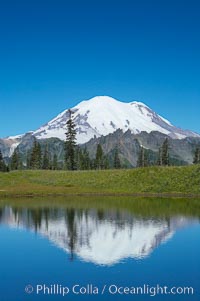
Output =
[{"x1": 82, "y1": 130, "x2": 200, "y2": 166}]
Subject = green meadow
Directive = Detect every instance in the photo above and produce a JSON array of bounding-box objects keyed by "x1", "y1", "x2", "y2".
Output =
[{"x1": 1, "y1": 165, "x2": 200, "y2": 197}]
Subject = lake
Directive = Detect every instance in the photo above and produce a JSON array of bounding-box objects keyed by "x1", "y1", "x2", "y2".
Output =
[{"x1": 0, "y1": 197, "x2": 199, "y2": 300}]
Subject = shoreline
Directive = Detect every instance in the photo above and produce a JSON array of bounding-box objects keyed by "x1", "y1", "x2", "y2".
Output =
[{"x1": 1, "y1": 192, "x2": 200, "y2": 199}]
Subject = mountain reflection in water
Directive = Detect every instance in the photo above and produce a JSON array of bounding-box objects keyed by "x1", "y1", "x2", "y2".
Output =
[{"x1": 0, "y1": 206, "x2": 198, "y2": 265}]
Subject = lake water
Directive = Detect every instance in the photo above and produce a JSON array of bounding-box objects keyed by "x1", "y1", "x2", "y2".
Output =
[{"x1": 0, "y1": 197, "x2": 199, "y2": 301}]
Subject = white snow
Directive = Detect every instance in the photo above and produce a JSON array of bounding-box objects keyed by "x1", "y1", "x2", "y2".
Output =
[
  {"x1": 2, "y1": 134, "x2": 25, "y2": 156},
  {"x1": 9, "y1": 142, "x2": 21, "y2": 156},
  {"x1": 5, "y1": 134, "x2": 24, "y2": 140},
  {"x1": 73, "y1": 96, "x2": 171, "y2": 141},
  {"x1": 31, "y1": 96, "x2": 199, "y2": 143}
]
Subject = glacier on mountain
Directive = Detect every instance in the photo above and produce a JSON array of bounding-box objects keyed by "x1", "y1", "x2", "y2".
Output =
[{"x1": 33, "y1": 96, "x2": 199, "y2": 144}]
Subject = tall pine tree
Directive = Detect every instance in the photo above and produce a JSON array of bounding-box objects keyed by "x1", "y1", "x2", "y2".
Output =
[
  {"x1": 157, "y1": 138, "x2": 169, "y2": 166},
  {"x1": 52, "y1": 153, "x2": 58, "y2": 170},
  {"x1": 10, "y1": 149, "x2": 21, "y2": 170},
  {"x1": 162, "y1": 138, "x2": 169, "y2": 166},
  {"x1": 95, "y1": 144, "x2": 104, "y2": 169},
  {"x1": 30, "y1": 138, "x2": 42, "y2": 169},
  {"x1": 65, "y1": 109, "x2": 77, "y2": 170},
  {"x1": 42, "y1": 145, "x2": 50, "y2": 169},
  {"x1": 0, "y1": 150, "x2": 4, "y2": 171},
  {"x1": 157, "y1": 147, "x2": 162, "y2": 166},
  {"x1": 0, "y1": 150, "x2": 8, "y2": 172},
  {"x1": 113, "y1": 147, "x2": 121, "y2": 169},
  {"x1": 193, "y1": 147, "x2": 200, "y2": 164},
  {"x1": 82, "y1": 147, "x2": 90, "y2": 170},
  {"x1": 137, "y1": 146, "x2": 148, "y2": 167}
]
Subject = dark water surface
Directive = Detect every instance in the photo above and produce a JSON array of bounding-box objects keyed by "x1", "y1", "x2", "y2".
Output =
[{"x1": 0, "y1": 197, "x2": 199, "y2": 301}]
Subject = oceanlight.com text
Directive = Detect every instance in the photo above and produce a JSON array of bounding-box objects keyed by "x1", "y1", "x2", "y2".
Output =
[{"x1": 25, "y1": 283, "x2": 194, "y2": 297}]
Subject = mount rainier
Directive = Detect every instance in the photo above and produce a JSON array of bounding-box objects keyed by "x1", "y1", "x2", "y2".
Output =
[
  {"x1": 33, "y1": 96, "x2": 199, "y2": 143},
  {"x1": 1, "y1": 96, "x2": 200, "y2": 163}
]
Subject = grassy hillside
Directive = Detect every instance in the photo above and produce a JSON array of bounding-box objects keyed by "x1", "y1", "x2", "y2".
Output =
[{"x1": 0, "y1": 165, "x2": 200, "y2": 197}]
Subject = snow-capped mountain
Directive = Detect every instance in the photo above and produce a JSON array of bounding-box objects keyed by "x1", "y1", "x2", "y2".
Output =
[
  {"x1": 33, "y1": 96, "x2": 199, "y2": 144},
  {"x1": 1, "y1": 95, "x2": 200, "y2": 159}
]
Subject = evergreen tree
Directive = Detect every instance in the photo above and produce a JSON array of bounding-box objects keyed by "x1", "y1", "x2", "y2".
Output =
[
  {"x1": 42, "y1": 145, "x2": 50, "y2": 169},
  {"x1": 52, "y1": 154, "x2": 58, "y2": 170},
  {"x1": 0, "y1": 150, "x2": 2, "y2": 162},
  {"x1": 75, "y1": 146, "x2": 83, "y2": 170},
  {"x1": 37, "y1": 142, "x2": 42, "y2": 169},
  {"x1": 103, "y1": 155, "x2": 110, "y2": 169},
  {"x1": 75, "y1": 147, "x2": 91, "y2": 170},
  {"x1": 137, "y1": 147, "x2": 143, "y2": 167},
  {"x1": 10, "y1": 149, "x2": 21, "y2": 170},
  {"x1": 90, "y1": 158, "x2": 96, "y2": 170},
  {"x1": 0, "y1": 150, "x2": 4, "y2": 171},
  {"x1": 65, "y1": 109, "x2": 77, "y2": 170},
  {"x1": 193, "y1": 147, "x2": 200, "y2": 164},
  {"x1": 95, "y1": 144, "x2": 104, "y2": 169},
  {"x1": 137, "y1": 147, "x2": 148, "y2": 167},
  {"x1": 113, "y1": 147, "x2": 121, "y2": 169},
  {"x1": 157, "y1": 139, "x2": 169, "y2": 166},
  {"x1": 0, "y1": 150, "x2": 8, "y2": 172},
  {"x1": 26, "y1": 150, "x2": 31, "y2": 169},
  {"x1": 30, "y1": 139, "x2": 42, "y2": 169},
  {"x1": 157, "y1": 147, "x2": 162, "y2": 166},
  {"x1": 162, "y1": 138, "x2": 169, "y2": 166},
  {"x1": 82, "y1": 147, "x2": 90, "y2": 170}
]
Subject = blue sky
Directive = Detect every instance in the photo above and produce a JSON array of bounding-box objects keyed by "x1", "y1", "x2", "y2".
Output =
[{"x1": 0, "y1": 0, "x2": 200, "y2": 137}]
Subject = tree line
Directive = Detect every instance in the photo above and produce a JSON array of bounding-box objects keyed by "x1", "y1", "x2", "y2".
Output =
[
  {"x1": 0, "y1": 141, "x2": 118, "y2": 172},
  {"x1": 137, "y1": 138, "x2": 170, "y2": 167}
]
